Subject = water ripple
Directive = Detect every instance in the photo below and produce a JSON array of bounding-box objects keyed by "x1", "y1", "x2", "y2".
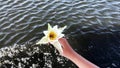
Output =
[{"x1": 0, "y1": 0, "x2": 120, "y2": 67}]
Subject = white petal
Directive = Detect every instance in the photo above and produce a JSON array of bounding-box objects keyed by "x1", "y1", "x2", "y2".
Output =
[
  {"x1": 51, "y1": 41, "x2": 63, "y2": 54},
  {"x1": 53, "y1": 25, "x2": 58, "y2": 30},
  {"x1": 36, "y1": 36, "x2": 48, "y2": 45},
  {"x1": 43, "y1": 31, "x2": 48, "y2": 35},
  {"x1": 59, "y1": 34, "x2": 64, "y2": 38},
  {"x1": 59, "y1": 26, "x2": 67, "y2": 32},
  {"x1": 48, "y1": 23, "x2": 52, "y2": 30}
]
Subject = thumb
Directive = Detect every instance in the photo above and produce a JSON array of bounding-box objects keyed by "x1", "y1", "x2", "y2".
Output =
[{"x1": 58, "y1": 38, "x2": 72, "y2": 50}]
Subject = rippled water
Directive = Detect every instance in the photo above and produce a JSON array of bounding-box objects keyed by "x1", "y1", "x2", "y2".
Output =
[{"x1": 0, "y1": 0, "x2": 120, "y2": 68}]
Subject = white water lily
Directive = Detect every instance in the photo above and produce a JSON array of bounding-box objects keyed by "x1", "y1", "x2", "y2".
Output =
[{"x1": 36, "y1": 23, "x2": 67, "y2": 53}]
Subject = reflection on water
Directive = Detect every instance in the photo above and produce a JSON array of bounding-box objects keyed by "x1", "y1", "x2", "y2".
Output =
[{"x1": 0, "y1": 0, "x2": 120, "y2": 68}]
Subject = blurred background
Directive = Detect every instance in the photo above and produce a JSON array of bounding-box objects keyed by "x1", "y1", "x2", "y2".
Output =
[{"x1": 0, "y1": 0, "x2": 120, "y2": 68}]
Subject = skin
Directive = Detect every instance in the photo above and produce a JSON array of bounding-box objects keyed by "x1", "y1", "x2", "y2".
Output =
[{"x1": 58, "y1": 38, "x2": 99, "y2": 68}]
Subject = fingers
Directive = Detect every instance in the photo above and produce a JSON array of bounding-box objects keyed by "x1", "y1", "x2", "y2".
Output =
[
  {"x1": 59, "y1": 38, "x2": 67, "y2": 48},
  {"x1": 59, "y1": 38, "x2": 74, "y2": 57},
  {"x1": 58, "y1": 38, "x2": 71, "y2": 49}
]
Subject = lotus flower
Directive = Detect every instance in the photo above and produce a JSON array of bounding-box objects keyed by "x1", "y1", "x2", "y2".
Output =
[{"x1": 36, "y1": 23, "x2": 67, "y2": 53}]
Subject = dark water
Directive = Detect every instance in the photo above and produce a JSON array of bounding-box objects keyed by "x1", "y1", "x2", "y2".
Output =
[{"x1": 0, "y1": 0, "x2": 120, "y2": 68}]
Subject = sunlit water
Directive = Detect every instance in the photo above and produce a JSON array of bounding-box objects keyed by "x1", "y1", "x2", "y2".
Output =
[{"x1": 0, "y1": 0, "x2": 120, "y2": 68}]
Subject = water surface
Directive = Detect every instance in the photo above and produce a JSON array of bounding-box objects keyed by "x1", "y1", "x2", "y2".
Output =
[{"x1": 0, "y1": 0, "x2": 120, "y2": 68}]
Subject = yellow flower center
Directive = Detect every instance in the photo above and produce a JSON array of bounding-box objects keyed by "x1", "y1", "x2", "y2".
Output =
[{"x1": 48, "y1": 31, "x2": 57, "y2": 41}]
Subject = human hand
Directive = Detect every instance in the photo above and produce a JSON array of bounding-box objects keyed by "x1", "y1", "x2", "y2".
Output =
[
  {"x1": 59, "y1": 38, "x2": 99, "y2": 68},
  {"x1": 58, "y1": 38, "x2": 75, "y2": 59}
]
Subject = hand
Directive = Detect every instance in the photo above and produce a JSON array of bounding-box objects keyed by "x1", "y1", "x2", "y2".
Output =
[
  {"x1": 58, "y1": 38, "x2": 75, "y2": 59},
  {"x1": 59, "y1": 38, "x2": 99, "y2": 68}
]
